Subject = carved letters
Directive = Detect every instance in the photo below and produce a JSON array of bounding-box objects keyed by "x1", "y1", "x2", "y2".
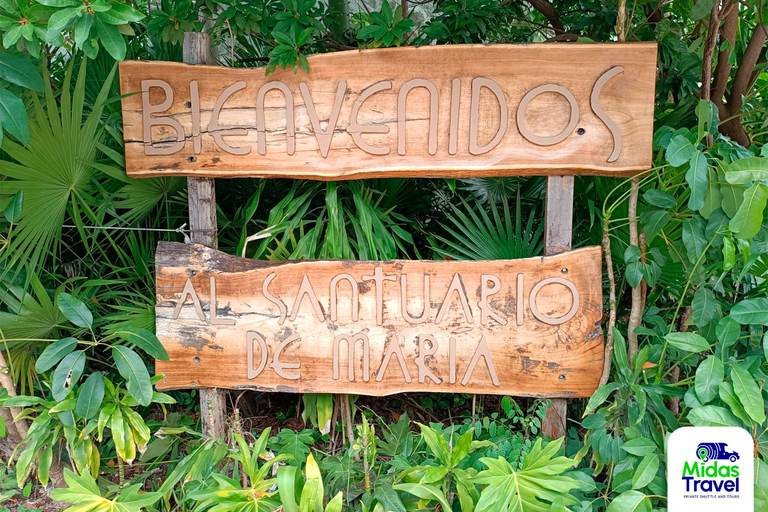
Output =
[
  {"x1": 120, "y1": 44, "x2": 657, "y2": 178},
  {"x1": 155, "y1": 242, "x2": 605, "y2": 397}
]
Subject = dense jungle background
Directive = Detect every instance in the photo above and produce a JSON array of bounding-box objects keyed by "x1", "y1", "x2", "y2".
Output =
[{"x1": 0, "y1": 0, "x2": 766, "y2": 509}]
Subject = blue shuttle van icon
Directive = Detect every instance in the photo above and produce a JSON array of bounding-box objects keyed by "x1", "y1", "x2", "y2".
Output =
[{"x1": 696, "y1": 442, "x2": 740, "y2": 463}]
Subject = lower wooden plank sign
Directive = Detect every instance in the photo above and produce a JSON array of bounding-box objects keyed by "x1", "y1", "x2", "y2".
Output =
[{"x1": 155, "y1": 242, "x2": 604, "y2": 397}]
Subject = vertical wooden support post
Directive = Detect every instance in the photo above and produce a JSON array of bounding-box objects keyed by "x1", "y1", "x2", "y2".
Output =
[
  {"x1": 541, "y1": 175, "x2": 574, "y2": 440},
  {"x1": 183, "y1": 32, "x2": 227, "y2": 439}
]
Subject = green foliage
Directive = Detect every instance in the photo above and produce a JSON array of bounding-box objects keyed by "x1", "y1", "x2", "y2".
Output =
[
  {"x1": 146, "y1": 0, "x2": 198, "y2": 45},
  {"x1": 24, "y1": 0, "x2": 143, "y2": 60},
  {"x1": 430, "y1": 194, "x2": 543, "y2": 260},
  {"x1": 0, "y1": 1, "x2": 767, "y2": 510},
  {"x1": 472, "y1": 438, "x2": 580, "y2": 512},
  {"x1": 355, "y1": 1, "x2": 413, "y2": 47}
]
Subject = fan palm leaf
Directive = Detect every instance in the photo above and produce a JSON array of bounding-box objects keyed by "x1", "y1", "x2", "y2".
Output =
[
  {"x1": 431, "y1": 194, "x2": 543, "y2": 261},
  {"x1": 0, "y1": 59, "x2": 116, "y2": 275}
]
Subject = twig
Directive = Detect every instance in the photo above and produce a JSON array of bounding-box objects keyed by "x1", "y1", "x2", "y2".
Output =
[
  {"x1": 627, "y1": 177, "x2": 641, "y2": 362},
  {"x1": 599, "y1": 221, "x2": 617, "y2": 386}
]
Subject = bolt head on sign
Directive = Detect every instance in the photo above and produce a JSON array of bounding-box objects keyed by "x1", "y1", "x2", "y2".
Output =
[{"x1": 667, "y1": 427, "x2": 754, "y2": 511}]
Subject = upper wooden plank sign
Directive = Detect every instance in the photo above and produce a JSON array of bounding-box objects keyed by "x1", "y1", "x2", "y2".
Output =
[
  {"x1": 155, "y1": 242, "x2": 604, "y2": 397},
  {"x1": 120, "y1": 43, "x2": 657, "y2": 179}
]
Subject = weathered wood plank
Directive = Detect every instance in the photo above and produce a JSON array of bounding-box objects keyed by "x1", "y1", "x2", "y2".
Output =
[
  {"x1": 119, "y1": 43, "x2": 657, "y2": 179},
  {"x1": 154, "y1": 242, "x2": 604, "y2": 397}
]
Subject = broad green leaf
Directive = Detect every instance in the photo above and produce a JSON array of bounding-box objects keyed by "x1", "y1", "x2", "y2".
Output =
[
  {"x1": 49, "y1": 397, "x2": 75, "y2": 413},
  {"x1": 606, "y1": 490, "x2": 649, "y2": 512},
  {"x1": 316, "y1": 393, "x2": 333, "y2": 434},
  {"x1": 112, "y1": 345, "x2": 152, "y2": 406},
  {"x1": 640, "y1": 209, "x2": 670, "y2": 242},
  {"x1": 631, "y1": 454, "x2": 658, "y2": 490},
  {"x1": 273, "y1": 428, "x2": 312, "y2": 465},
  {"x1": 75, "y1": 372, "x2": 104, "y2": 419},
  {"x1": 110, "y1": 408, "x2": 133, "y2": 462},
  {"x1": 73, "y1": 13, "x2": 93, "y2": 49},
  {"x1": 686, "y1": 151, "x2": 708, "y2": 211},
  {"x1": 394, "y1": 483, "x2": 452, "y2": 512},
  {"x1": 722, "y1": 236, "x2": 735, "y2": 270},
  {"x1": 682, "y1": 217, "x2": 707, "y2": 264},
  {"x1": 695, "y1": 99, "x2": 718, "y2": 138},
  {"x1": 0, "y1": 86, "x2": 29, "y2": 144},
  {"x1": 730, "y1": 298, "x2": 768, "y2": 326},
  {"x1": 57, "y1": 293, "x2": 93, "y2": 328},
  {"x1": 36, "y1": 0, "x2": 78, "y2": 6},
  {"x1": 38, "y1": 445, "x2": 52, "y2": 486},
  {"x1": 451, "y1": 430, "x2": 473, "y2": 466},
  {"x1": 690, "y1": 0, "x2": 717, "y2": 20},
  {"x1": 621, "y1": 438, "x2": 657, "y2": 457},
  {"x1": 35, "y1": 337, "x2": 77, "y2": 373},
  {"x1": 729, "y1": 182, "x2": 767, "y2": 239},
  {"x1": 417, "y1": 423, "x2": 449, "y2": 465},
  {"x1": 0, "y1": 51, "x2": 43, "y2": 90},
  {"x1": 718, "y1": 381, "x2": 752, "y2": 424},
  {"x1": 4, "y1": 190, "x2": 22, "y2": 223},
  {"x1": 694, "y1": 355, "x2": 723, "y2": 404},
  {"x1": 48, "y1": 7, "x2": 80, "y2": 33},
  {"x1": 665, "y1": 135, "x2": 696, "y2": 167},
  {"x1": 277, "y1": 466, "x2": 299, "y2": 512},
  {"x1": 691, "y1": 286, "x2": 718, "y2": 327},
  {"x1": 642, "y1": 189, "x2": 676, "y2": 209},
  {"x1": 15, "y1": 444, "x2": 36, "y2": 487},
  {"x1": 114, "y1": 326, "x2": 168, "y2": 360},
  {"x1": 473, "y1": 438, "x2": 579, "y2": 512},
  {"x1": 730, "y1": 364, "x2": 766, "y2": 424},
  {"x1": 726, "y1": 157, "x2": 768, "y2": 184},
  {"x1": 326, "y1": 492, "x2": 343, "y2": 512},
  {"x1": 720, "y1": 181, "x2": 745, "y2": 218},
  {"x1": 764, "y1": 333, "x2": 768, "y2": 362},
  {"x1": 2, "y1": 396, "x2": 41, "y2": 407},
  {"x1": 700, "y1": 167, "x2": 722, "y2": 219},
  {"x1": 51, "y1": 350, "x2": 85, "y2": 401},
  {"x1": 688, "y1": 405, "x2": 740, "y2": 427},
  {"x1": 664, "y1": 332, "x2": 710, "y2": 353},
  {"x1": 94, "y1": 16, "x2": 126, "y2": 60},
  {"x1": 584, "y1": 382, "x2": 621, "y2": 416},
  {"x1": 375, "y1": 484, "x2": 407, "y2": 512}
]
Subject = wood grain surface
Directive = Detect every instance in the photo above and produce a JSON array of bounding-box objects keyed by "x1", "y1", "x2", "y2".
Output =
[
  {"x1": 121, "y1": 43, "x2": 656, "y2": 179},
  {"x1": 154, "y1": 242, "x2": 604, "y2": 397}
]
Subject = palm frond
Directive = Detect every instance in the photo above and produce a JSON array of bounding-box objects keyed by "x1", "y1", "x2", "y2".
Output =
[{"x1": 431, "y1": 193, "x2": 543, "y2": 260}]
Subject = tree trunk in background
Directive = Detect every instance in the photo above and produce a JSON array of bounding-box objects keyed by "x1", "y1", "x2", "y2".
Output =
[{"x1": 327, "y1": 0, "x2": 349, "y2": 40}]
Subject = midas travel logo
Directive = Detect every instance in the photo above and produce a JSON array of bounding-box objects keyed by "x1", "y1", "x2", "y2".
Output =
[
  {"x1": 668, "y1": 427, "x2": 753, "y2": 511},
  {"x1": 682, "y1": 443, "x2": 741, "y2": 493}
]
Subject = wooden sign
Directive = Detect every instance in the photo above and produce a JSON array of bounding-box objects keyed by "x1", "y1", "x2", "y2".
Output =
[
  {"x1": 120, "y1": 43, "x2": 657, "y2": 179},
  {"x1": 154, "y1": 242, "x2": 604, "y2": 397}
]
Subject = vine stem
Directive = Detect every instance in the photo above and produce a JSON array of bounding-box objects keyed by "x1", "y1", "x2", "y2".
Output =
[
  {"x1": 599, "y1": 218, "x2": 617, "y2": 386},
  {"x1": 627, "y1": 177, "x2": 642, "y2": 362},
  {"x1": 656, "y1": 234, "x2": 718, "y2": 381},
  {"x1": 117, "y1": 455, "x2": 125, "y2": 491}
]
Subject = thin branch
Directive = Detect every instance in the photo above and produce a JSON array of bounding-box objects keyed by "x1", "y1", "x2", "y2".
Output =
[
  {"x1": 501, "y1": 0, "x2": 566, "y2": 34},
  {"x1": 599, "y1": 221, "x2": 617, "y2": 386},
  {"x1": 711, "y1": 3, "x2": 738, "y2": 110},
  {"x1": 701, "y1": 0, "x2": 725, "y2": 102}
]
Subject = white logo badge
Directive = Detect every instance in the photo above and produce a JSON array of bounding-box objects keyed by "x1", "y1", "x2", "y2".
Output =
[{"x1": 668, "y1": 426, "x2": 754, "y2": 511}]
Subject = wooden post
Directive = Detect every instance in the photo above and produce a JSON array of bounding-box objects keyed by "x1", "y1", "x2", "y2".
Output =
[
  {"x1": 183, "y1": 32, "x2": 228, "y2": 439},
  {"x1": 541, "y1": 175, "x2": 574, "y2": 440}
]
